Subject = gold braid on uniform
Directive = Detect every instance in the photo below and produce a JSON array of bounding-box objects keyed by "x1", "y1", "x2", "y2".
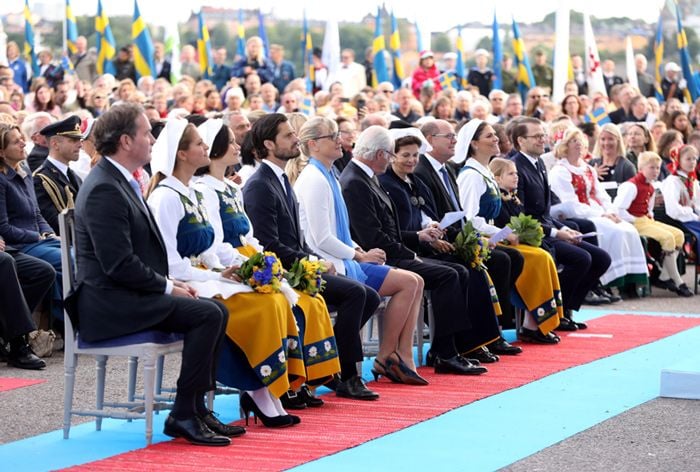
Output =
[{"x1": 34, "y1": 172, "x2": 74, "y2": 211}]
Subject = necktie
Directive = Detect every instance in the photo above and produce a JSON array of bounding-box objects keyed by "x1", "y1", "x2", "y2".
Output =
[
  {"x1": 66, "y1": 168, "x2": 79, "y2": 190},
  {"x1": 128, "y1": 179, "x2": 147, "y2": 209},
  {"x1": 282, "y1": 174, "x2": 296, "y2": 214},
  {"x1": 439, "y1": 167, "x2": 460, "y2": 210}
]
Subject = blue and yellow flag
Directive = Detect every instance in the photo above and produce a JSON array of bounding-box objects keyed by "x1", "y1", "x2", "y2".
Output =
[
  {"x1": 654, "y1": 11, "x2": 665, "y2": 102},
  {"x1": 95, "y1": 0, "x2": 116, "y2": 76},
  {"x1": 61, "y1": 55, "x2": 75, "y2": 75},
  {"x1": 24, "y1": 0, "x2": 39, "y2": 77},
  {"x1": 236, "y1": 9, "x2": 246, "y2": 59},
  {"x1": 65, "y1": 0, "x2": 78, "y2": 55},
  {"x1": 299, "y1": 95, "x2": 314, "y2": 116},
  {"x1": 132, "y1": 0, "x2": 155, "y2": 79},
  {"x1": 674, "y1": 1, "x2": 699, "y2": 103},
  {"x1": 415, "y1": 20, "x2": 424, "y2": 53},
  {"x1": 301, "y1": 11, "x2": 315, "y2": 93},
  {"x1": 372, "y1": 7, "x2": 389, "y2": 87},
  {"x1": 512, "y1": 18, "x2": 536, "y2": 101},
  {"x1": 492, "y1": 12, "x2": 503, "y2": 90},
  {"x1": 438, "y1": 71, "x2": 459, "y2": 90},
  {"x1": 455, "y1": 26, "x2": 467, "y2": 90},
  {"x1": 389, "y1": 11, "x2": 405, "y2": 89},
  {"x1": 197, "y1": 11, "x2": 213, "y2": 79},
  {"x1": 258, "y1": 9, "x2": 269, "y2": 58},
  {"x1": 584, "y1": 107, "x2": 611, "y2": 125}
]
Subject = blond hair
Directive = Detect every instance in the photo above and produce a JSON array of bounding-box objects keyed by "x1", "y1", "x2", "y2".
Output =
[
  {"x1": 554, "y1": 128, "x2": 587, "y2": 159},
  {"x1": 637, "y1": 151, "x2": 662, "y2": 169},
  {"x1": 489, "y1": 157, "x2": 516, "y2": 178},
  {"x1": 593, "y1": 123, "x2": 626, "y2": 157}
]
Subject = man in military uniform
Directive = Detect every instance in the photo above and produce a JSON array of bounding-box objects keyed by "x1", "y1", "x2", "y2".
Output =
[{"x1": 33, "y1": 116, "x2": 84, "y2": 235}]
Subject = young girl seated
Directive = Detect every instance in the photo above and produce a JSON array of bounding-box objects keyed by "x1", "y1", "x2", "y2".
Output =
[{"x1": 613, "y1": 151, "x2": 693, "y2": 297}]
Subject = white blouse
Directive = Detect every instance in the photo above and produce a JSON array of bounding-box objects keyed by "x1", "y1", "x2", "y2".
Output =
[
  {"x1": 237, "y1": 161, "x2": 260, "y2": 187},
  {"x1": 661, "y1": 173, "x2": 700, "y2": 222},
  {"x1": 549, "y1": 160, "x2": 615, "y2": 219},
  {"x1": 456, "y1": 158, "x2": 501, "y2": 236},
  {"x1": 613, "y1": 181, "x2": 655, "y2": 222}
]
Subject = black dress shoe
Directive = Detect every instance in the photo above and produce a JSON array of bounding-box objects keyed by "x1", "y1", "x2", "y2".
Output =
[
  {"x1": 602, "y1": 288, "x2": 622, "y2": 303},
  {"x1": 584, "y1": 291, "x2": 607, "y2": 305},
  {"x1": 7, "y1": 344, "x2": 46, "y2": 370},
  {"x1": 335, "y1": 375, "x2": 379, "y2": 401},
  {"x1": 518, "y1": 328, "x2": 560, "y2": 344},
  {"x1": 676, "y1": 283, "x2": 694, "y2": 297},
  {"x1": 280, "y1": 390, "x2": 307, "y2": 410},
  {"x1": 653, "y1": 278, "x2": 679, "y2": 292},
  {"x1": 554, "y1": 317, "x2": 578, "y2": 331},
  {"x1": 434, "y1": 355, "x2": 488, "y2": 375},
  {"x1": 299, "y1": 385, "x2": 324, "y2": 407},
  {"x1": 163, "y1": 415, "x2": 231, "y2": 446},
  {"x1": 467, "y1": 346, "x2": 499, "y2": 363},
  {"x1": 487, "y1": 337, "x2": 523, "y2": 355},
  {"x1": 200, "y1": 411, "x2": 246, "y2": 437}
]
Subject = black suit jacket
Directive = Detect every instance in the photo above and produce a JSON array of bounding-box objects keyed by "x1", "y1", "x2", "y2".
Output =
[
  {"x1": 27, "y1": 145, "x2": 48, "y2": 173},
  {"x1": 512, "y1": 151, "x2": 562, "y2": 237},
  {"x1": 157, "y1": 60, "x2": 172, "y2": 82},
  {"x1": 242, "y1": 162, "x2": 316, "y2": 268},
  {"x1": 414, "y1": 154, "x2": 462, "y2": 239},
  {"x1": 72, "y1": 158, "x2": 174, "y2": 342},
  {"x1": 338, "y1": 160, "x2": 418, "y2": 262},
  {"x1": 33, "y1": 159, "x2": 82, "y2": 235}
]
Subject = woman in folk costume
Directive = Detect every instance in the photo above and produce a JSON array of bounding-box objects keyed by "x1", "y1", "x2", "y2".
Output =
[
  {"x1": 549, "y1": 128, "x2": 649, "y2": 292},
  {"x1": 191, "y1": 117, "x2": 340, "y2": 407},
  {"x1": 293, "y1": 117, "x2": 428, "y2": 386},
  {"x1": 452, "y1": 119, "x2": 563, "y2": 344},
  {"x1": 146, "y1": 118, "x2": 305, "y2": 428},
  {"x1": 661, "y1": 144, "x2": 700, "y2": 262},
  {"x1": 613, "y1": 151, "x2": 693, "y2": 297}
]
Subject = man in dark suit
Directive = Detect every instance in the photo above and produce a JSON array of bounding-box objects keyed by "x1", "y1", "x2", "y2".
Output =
[
  {"x1": 25, "y1": 113, "x2": 54, "y2": 172},
  {"x1": 0, "y1": 239, "x2": 55, "y2": 370},
  {"x1": 416, "y1": 120, "x2": 523, "y2": 352},
  {"x1": 72, "y1": 103, "x2": 236, "y2": 446},
  {"x1": 243, "y1": 113, "x2": 380, "y2": 400},
  {"x1": 340, "y1": 126, "x2": 488, "y2": 376},
  {"x1": 510, "y1": 117, "x2": 611, "y2": 331},
  {"x1": 33, "y1": 116, "x2": 84, "y2": 235},
  {"x1": 154, "y1": 42, "x2": 172, "y2": 83}
]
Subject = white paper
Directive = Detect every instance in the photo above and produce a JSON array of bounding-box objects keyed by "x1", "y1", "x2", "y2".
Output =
[
  {"x1": 187, "y1": 279, "x2": 253, "y2": 299},
  {"x1": 438, "y1": 211, "x2": 466, "y2": 229},
  {"x1": 489, "y1": 226, "x2": 513, "y2": 245},
  {"x1": 575, "y1": 231, "x2": 599, "y2": 240}
]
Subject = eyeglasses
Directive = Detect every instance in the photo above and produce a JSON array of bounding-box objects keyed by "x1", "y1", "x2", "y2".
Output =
[
  {"x1": 383, "y1": 149, "x2": 397, "y2": 159},
  {"x1": 315, "y1": 132, "x2": 340, "y2": 141},
  {"x1": 431, "y1": 133, "x2": 457, "y2": 140},
  {"x1": 380, "y1": 90, "x2": 394, "y2": 94},
  {"x1": 524, "y1": 134, "x2": 547, "y2": 140}
]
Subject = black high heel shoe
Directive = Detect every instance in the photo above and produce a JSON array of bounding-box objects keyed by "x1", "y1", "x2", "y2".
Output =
[
  {"x1": 389, "y1": 352, "x2": 429, "y2": 386},
  {"x1": 371, "y1": 357, "x2": 401, "y2": 382},
  {"x1": 239, "y1": 392, "x2": 295, "y2": 428}
]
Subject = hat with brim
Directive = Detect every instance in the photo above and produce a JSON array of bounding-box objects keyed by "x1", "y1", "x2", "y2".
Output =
[{"x1": 40, "y1": 115, "x2": 83, "y2": 139}]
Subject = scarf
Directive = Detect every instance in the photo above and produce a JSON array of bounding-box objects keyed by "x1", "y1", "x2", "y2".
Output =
[{"x1": 308, "y1": 158, "x2": 367, "y2": 283}]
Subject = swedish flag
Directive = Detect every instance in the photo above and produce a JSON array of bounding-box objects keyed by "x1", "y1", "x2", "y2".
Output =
[
  {"x1": 371, "y1": 7, "x2": 389, "y2": 87},
  {"x1": 197, "y1": 11, "x2": 213, "y2": 79},
  {"x1": 301, "y1": 11, "x2": 315, "y2": 93},
  {"x1": 23, "y1": 0, "x2": 39, "y2": 77},
  {"x1": 455, "y1": 26, "x2": 467, "y2": 90},
  {"x1": 132, "y1": 0, "x2": 156, "y2": 79},
  {"x1": 584, "y1": 107, "x2": 610, "y2": 125},
  {"x1": 95, "y1": 0, "x2": 116, "y2": 76},
  {"x1": 299, "y1": 95, "x2": 314, "y2": 116},
  {"x1": 438, "y1": 71, "x2": 458, "y2": 90},
  {"x1": 65, "y1": 0, "x2": 79, "y2": 55},
  {"x1": 257, "y1": 10, "x2": 269, "y2": 59},
  {"x1": 492, "y1": 12, "x2": 503, "y2": 90},
  {"x1": 236, "y1": 9, "x2": 246, "y2": 59},
  {"x1": 654, "y1": 11, "x2": 664, "y2": 102},
  {"x1": 512, "y1": 18, "x2": 536, "y2": 101},
  {"x1": 61, "y1": 54, "x2": 75, "y2": 75},
  {"x1": 389, "y1": 11, "x2": 404, "y2": 89},
  {"x1": 674, "y1": 1, "x2": 699, "y2": 103}
]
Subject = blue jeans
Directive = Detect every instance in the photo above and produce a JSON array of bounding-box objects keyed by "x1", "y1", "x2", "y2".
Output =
[{"x1": 20, "y1": 238, "x2": 63, "y2": 320}]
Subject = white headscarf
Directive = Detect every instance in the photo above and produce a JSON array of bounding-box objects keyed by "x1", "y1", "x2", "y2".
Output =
[
  {"x1": 151, "y1": 118, "x2": 188, "y2": 177},
  {"x1": 451, "y1": 118, "x2": 483, "y2": 164},
  {"x1": 196, "y1": 119, "x2": 224, "y2": 157},
  {"x1": 389, "y1": 127, "x2": 433, "y2": 154}
]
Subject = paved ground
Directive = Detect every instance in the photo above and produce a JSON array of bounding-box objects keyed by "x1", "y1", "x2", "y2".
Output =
[{"x1": 1, "y1": 271, "x2": 698, "y2": 470}]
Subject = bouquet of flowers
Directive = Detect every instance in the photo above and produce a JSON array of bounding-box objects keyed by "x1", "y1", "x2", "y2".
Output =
[
  {"x1": 508, "y1": 213, "x2": 544, "y2": 247},
  {"x1": 454, "y1": 221, "x2": 491, "y2": 271},
  {"x1": 285, "y1": 257, "x2": 327, "y2": 296},
  {"x1": 237, "y1": 251, "x2": 285, "y2": 294}
]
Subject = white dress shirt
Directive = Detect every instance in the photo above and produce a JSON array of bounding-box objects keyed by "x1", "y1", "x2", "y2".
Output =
[
  {"x1": 613, "y1": 181, "x2": 655, "y2": 222},
  {"x1": 661, "y1": 173, "x2": 700, "y2": 222}
]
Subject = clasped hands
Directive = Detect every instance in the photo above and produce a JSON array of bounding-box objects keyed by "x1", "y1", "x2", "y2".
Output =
[{"x1": 355, "y1": 247, "x2": 387, "y2": 265}]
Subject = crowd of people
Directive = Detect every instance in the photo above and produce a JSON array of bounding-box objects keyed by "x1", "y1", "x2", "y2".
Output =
[{"x1": 2, "y1": 34, "x2": 700, "y2": 447}]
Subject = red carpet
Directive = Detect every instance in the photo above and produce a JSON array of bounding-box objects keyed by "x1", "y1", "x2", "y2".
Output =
[
  {"x1": 0, "y1": 377, "x2": 45, "y2": 392},
  {"x1": 64, "y1": 314, "x2": 700, "y2": 472}
]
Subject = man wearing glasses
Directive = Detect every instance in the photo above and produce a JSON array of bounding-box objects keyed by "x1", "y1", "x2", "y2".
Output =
[{"x1": 511, "y1": 118, "x2": 611, "y2": 333}]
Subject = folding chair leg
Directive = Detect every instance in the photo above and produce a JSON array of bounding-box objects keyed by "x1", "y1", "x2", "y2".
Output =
[
  {"x1": 206, "y1": 390, "x2": 214, "y2": 411},
  {"x1": 155, "y1": 355, "x2": 165, "y2": 396},
  {"x1": 63, "y1": 354, "x2": 77, "y2": 439},
  {"x1": 95, "y1": 355, "x2": 107, "y2": 431},
  {"x1": 127, "y1": 356, "x2": 138, "y2": 403},
  {"x1": 143, "y1": 353, "x2": 157, "y2": 446}
]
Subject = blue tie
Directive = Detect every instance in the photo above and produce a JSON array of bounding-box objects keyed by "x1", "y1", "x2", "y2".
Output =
[
  {"x1": 282, "y1": 174, "x2": 296, "y2": 213},
  {"x1": 439, "y1": 167, "x2": 460, "y2": 210},
  {"x1": 128, "y1": 179, "x2": 146, "y2": 209}
]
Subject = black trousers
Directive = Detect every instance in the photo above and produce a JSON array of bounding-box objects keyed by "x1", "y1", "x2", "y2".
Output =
[
  {"x1": 0, "y1": 250, "x2": 55, "y2": 340},
  {"x1": 152, "y1": 297, "x2": 228, "y2": 409},
  {"x1": 485, "y1": 246, "x2": 524, "y2": 329},
  {"x1": 549, "y1": 239, "x2": 611, "y2": 311},
  {"x1": 322, "y1": 273, "x2": 380, "y2": 376}
]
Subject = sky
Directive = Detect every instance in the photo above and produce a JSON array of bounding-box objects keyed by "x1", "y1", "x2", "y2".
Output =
[{"x1": 5, "y1": 0, "x2": 668, "y2": 31}]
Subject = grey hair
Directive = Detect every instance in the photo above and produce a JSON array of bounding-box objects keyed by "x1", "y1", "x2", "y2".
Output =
[
  {"x1": 353, "y1": 126, "x2": 393, "y2": 161},
  {"x1": 298, "y1": 116, "x2": 336, "y2": 156},
  {"x1": 21, "y1": 112, "x2": 54, "y2": 140}
]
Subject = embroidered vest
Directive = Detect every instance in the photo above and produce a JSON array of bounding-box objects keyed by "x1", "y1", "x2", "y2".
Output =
[
  {"x1": 570, "y1": 166, "x2": 601, "y2": 206},
  {"x1": 160, "y1": 185, "x2": 215, "y2": 257},
  {"x1": 216, "y1": 184, "x2": 250, "y2": 248},
  {"x1": 460, "y1": 166, "x2": 502, "y2": 220},
  {"x1": 627, "y1": 173, "x2": 654, "y2": 218}
]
